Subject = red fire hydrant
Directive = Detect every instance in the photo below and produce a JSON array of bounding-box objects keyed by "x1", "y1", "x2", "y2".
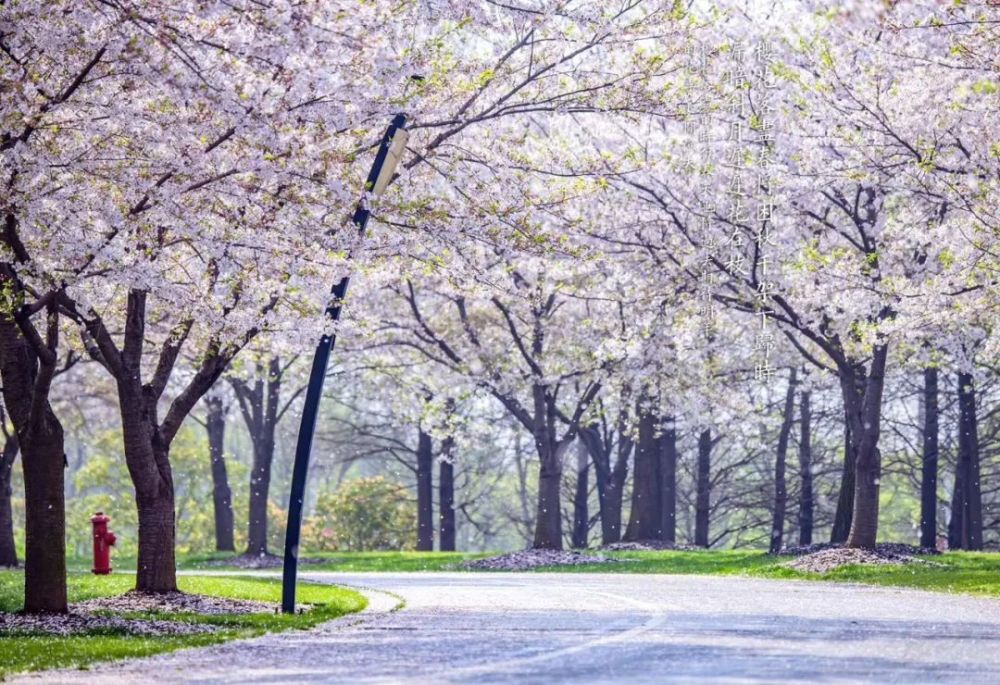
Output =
[{"x1": 91, "y1": 512, "x2": 116, "y2": 575}]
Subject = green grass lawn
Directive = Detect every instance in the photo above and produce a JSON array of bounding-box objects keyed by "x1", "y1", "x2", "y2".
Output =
[
  {"x1": 537, "y1": 550, "x2": 1000, "y2": 598},
  {"x1": 181, "y1": 550, "x2": 493, "y2": 572},
  {"x1": 179, "y1": 549, "x2": 1000, "y2": 599},
  {"x1": 0, "y1": 572, "x2": 366, "y2": 679}
]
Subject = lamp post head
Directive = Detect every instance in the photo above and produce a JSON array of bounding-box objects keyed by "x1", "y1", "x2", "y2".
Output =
[{"x1": 370, "y1": 115, "x2": 409, "y2": 196}]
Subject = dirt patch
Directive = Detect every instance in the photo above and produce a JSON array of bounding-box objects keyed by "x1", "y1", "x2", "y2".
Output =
[
  {"x1": 784, "y1": 545, "x2": 936, "y2": 574},
  {"x1": 1, "y1": 590, "x2": 283, "y2": 637},
  {"x1": 0, "y1": 611, "x2": 217, "y2": 637},
  {"x1": 777, "y1": 542, "x2": 938, "y2": 557},
  {"x1": 462, "y1": 549, "x2": 619, "y2": 571},
  {"x1": 75, "y1": 590, "x2": 277, "y2": 616}
]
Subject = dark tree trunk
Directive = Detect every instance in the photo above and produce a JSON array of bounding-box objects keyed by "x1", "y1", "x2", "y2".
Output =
[
  {"x1": 0, "y1": 434, "x2": 19, "y2": 567},
  {"x1": 845, "y1": 345, "x2": 889, "y2": 549},
  {"x1": 770, "y1": 369, "x2": 797, "y2": 554},
  {"x1": 920, "y1": 367, "x2": 939, "y2": 549},
  {"x1": 135, "y1": 486, "x2": 177, "y2": 593},
  {"x1": 205, "y1": 396, "x2": 234, "y2": 553},
  {"x1": 659, "y1": 419, "x2": 677, "y2": 545},
  {"x1": 582, "y1": 423, "x2": 631, "y2": 545},
  {"x1": 121, "y1": 392, "x2": 178, "y2": 593},
  {"x1": 830, "y1": 400, "x2": 856, "y2": 544},
  {"x1": 234, "y1": 357, "x2": 282, "y2": 557},
  {"x1": 533, "y1": 433, "x2": 564, "y2": 549},
  {"x1": 624, "y1": 409, "x2": 661, "y2": 541},
  {"x1": 0, "y1": 314, "x2": 68, "y2": 612},
  {"x1": 416, "y1": 428, "x2": 434, "y2": 551},
  {"x1": 949, "y1": 372, "x2": 983, "y2": 550},
  {"x1": 695, "y1": 429, "x2": 712, "y2": 548},
  {"x1": 797, "y1": 390, "x2": 813, "y2": 546},
  {"x1": 571, "y1": 441, "x2": 589, "y2": 549},
  {"x1": 605, "y1": 436, "x2": 630, "y2": 544},
  {"x1": 438, "y1": 435, "x2": 456, "y2": 552}
]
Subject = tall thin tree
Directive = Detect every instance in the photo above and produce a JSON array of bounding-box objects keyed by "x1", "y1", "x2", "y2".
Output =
[
  {"x1": 797, "y1": 389, "x2": 813, "y2": 546},
  {"x1": 920, "y1": 367, "x2": 939, "y2": 549},
  {"x1": 770, "y1": 369, "x2": 797, "y2": 554}
]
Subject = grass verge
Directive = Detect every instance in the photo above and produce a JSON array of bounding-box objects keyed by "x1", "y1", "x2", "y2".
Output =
[
  {"x1": 537, "y1": 550, "x2": 1000, "y2": 598},
  {"x1": 0, "y1": 572, "x2": 366, "y2": 680},
  {"x1": 181, "y1": 549, "x2": 1000, "y2": 599},
  {"x1": 182, "y1": 550, "x2": 492, "y2": 572}
]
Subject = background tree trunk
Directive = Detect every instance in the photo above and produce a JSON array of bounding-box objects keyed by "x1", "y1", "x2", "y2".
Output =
[
  {"x1": 204, "y1": 396, "x2": 234, "y2": 553},
  {"x1": 845, "y1": 345, "x2": 889, "y2": 549},
  {"x1": 920, "y1": 367, "x2": 938, "y2": 549},
  {"x1": 949, "y1": 372, "x2": 983, "y2": 550},
  {"x1": 438, "y1": 435, "x2": 456, "y2": 551},
  {"x1": 770, "y1": 369, "x2": 797, "y2": 554},
  {"x1": 624, "y1": 409, "x2": 661, "y2": 541},
  {"x1": 234, "y1": 357, "x2": 282, "y2": 557},
  {"x1": 695, "y1": 429, "x2": 712, "y2": 548},
  {"x1": 797, "y1": 390, "x2": 813, "y2": 546},
  {"x1": 582, "y1": 424, "x2": 630, "y2": 545},
  {"x1": 571, "y1": 440, "x2": 589, "y2": 548},
  {"x1": 0, "y1": 433, "x2": 18, "y2": 567},
  {"x1": 532, "y1": 432, "x2": 563, "y2": 549},
  {"x1": 659, "y1": 419, "x2": 677, "y2": 545},
  {"x1": 416, "y1": 428, "x2": 434, "y2": 551},
  {"x1": 830, "y1": 403, "x2": 855, "y2": 544}
]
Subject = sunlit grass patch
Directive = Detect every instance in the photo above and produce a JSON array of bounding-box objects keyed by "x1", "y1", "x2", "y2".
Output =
[{"x1": 0, "y1": 571, "x2": 365, "y2": 679}]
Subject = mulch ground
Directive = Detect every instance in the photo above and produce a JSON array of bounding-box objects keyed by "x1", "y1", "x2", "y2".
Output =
[
  {"x1": 462, "y1": 549, "x2": 619, "y2": 570},
  {"x1": 783, "y1": 543, "x2": 940, "y2": 574},
  {"x1": 0, "y1": 591, "x2": 279, "y2": 637}
]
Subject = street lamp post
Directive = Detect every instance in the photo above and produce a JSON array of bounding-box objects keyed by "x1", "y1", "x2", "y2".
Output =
[{"x1": 281, "y1": 113, "x2": 409, "y2": 613}]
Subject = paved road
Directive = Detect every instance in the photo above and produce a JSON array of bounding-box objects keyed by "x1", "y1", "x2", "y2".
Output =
[{"x1": 14, "y1": 572, "x2": 1000, "y2": 684}]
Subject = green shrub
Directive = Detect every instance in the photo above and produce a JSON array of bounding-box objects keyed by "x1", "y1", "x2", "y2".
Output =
[{"x1": 304, "y1": 477, "x2": 415, "y2": 552}]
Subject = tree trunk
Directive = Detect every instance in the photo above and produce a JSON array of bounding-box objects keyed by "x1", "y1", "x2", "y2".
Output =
[
  {"x1": 532, "y1": 438, "x2": 563, "y2": 549},
  {"x1": 533, "y1": 467, "x2": 563, "y2": 549},
  {"x1": 438, "y1": 435, "x2": 456, "y2": 552},
  {"x1": 118, "y1": 390, "x2": 177, "y2": 592},
  {"x1": 845, "y1": 345, "x2": 889, "y2": 549},
  {"x1": 920, "y1": 367, "x2": 939, "y2": 549},
  {"x1": 416, "y1": 428, "x2": 434, "y2": 551},
  {"x1": 571, "y1": 440, "x2": 589, "y2": 549},
  {"x1": 135, "y1": 486, "x2": 177, "y2": 593},
  {"x1": 240, "y1": 357, "x2": 281, "y2": 557},
  {"x1": 695, "y1": 429, "x2": 712, "y2": 548},
  {"x1": 0, "y1": 317, "x2": 67, "y2": 612},
  {"x1": 582, "y1": 424, "x2": 630, "y2": 545},
  {"x1": 21, "y1": 424, "x2": 67, "y2": 610},
  {"x1": 205, "y1": 396, "x2": 234, "y2": 553},
  {"x1": 797, "y1": 390, "x2": 813, "y2": 546},
  {"x1": 0, "y1": 434, "x2": 18, "y2": 567},
  {"x1": 770, "y1": 369, "x2": 797, "y2": 554},
  {"x1": 605, "y1": 436, "x2": 630, "y2": 545},
  {"x1": 120, "y1": 387, "x2": 179, "y2": 593},
  {"x1": 624, "y1": 409, "x2": 662, "y2": 541},
  {"x1": 659, "y1": 419, "x2": 677, "y2": 545},
  {"x1": 830, "y1": 401, "x2": 855, "y2": 544},
  {"x1": 949, "y1": 372, "x2": 983, "y2": 550}
]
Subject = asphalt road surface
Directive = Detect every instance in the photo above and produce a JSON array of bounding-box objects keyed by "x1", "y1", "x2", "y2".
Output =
[{"x1": 14, "y1": 572, "x2": 1000, "y2": 684}]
